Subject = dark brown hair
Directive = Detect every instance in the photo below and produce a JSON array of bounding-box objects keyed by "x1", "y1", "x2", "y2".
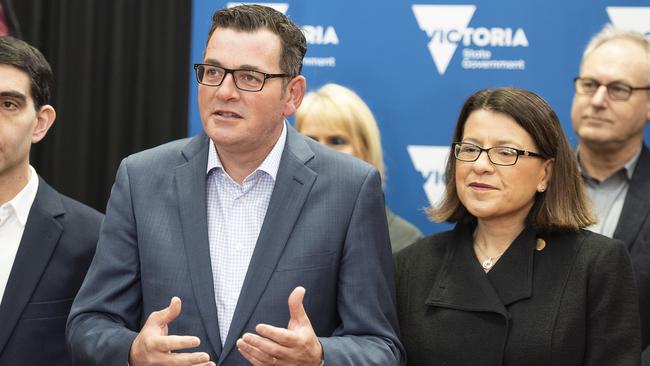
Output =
[
  {"x1": 429, "y1": 87, "x2": 595, "y2": 231},
  {"x1": 0, "y1": 36, "x2": 53, "y2": 110},
  {"x1": 208, "y1": 5, "x2": 306, "y2": 77}
]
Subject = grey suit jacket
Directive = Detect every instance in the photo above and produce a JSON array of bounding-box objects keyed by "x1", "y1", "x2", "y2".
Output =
[
  {"x1": 67, "y1": 126, "x2": 404, "y2": 365},
  {"x1": 614, "y1": 144, "x2": 650, "y2": 350},
  {"x1": 0, "y1": 177, "x2": 102, "y2": 365}
]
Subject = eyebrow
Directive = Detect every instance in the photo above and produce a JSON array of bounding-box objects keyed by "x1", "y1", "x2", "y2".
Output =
[
  {"x1": 202, "y1": 59, "x2": 264, "y2": 72},
  {"x1": 0, "y1": 90, "x2": 28, "y2": 103},
  {"x1": 462, "y1": 137, "x2": 524, "y2": 147},
  {"x1": 580, "y1": 75, "x2": 634, "y2": 85}
]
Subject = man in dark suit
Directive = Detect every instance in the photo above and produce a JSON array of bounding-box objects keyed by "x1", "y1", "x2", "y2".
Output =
[
  {"x1": 67, "y1": 5, "x2": 403, "y2": 366},
  {"x1": 0, "y1": 36, "x2": 103, "y2": 365},
  {"x1": 571, "y1": 25, "x2": 650, "y2": 358}
]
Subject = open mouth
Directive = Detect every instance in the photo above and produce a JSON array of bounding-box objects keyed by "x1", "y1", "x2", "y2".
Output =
[{"x1": 215, "y1": 110, "x2": 242, "y2": 119}]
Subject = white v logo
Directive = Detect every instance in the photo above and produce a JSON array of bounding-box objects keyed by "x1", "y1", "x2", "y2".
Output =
[{"x1": 412, "y1": 5, "x2": 476, "y2": 75}]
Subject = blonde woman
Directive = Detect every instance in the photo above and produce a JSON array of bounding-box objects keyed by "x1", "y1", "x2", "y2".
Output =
[{"x1": 296, "y1": 83, "x2": 422, "y2": 252}]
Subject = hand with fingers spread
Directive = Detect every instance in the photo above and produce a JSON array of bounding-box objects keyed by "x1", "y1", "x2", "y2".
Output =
[
  {"x1": 236, "y1": 287, "x2": 324, "y2": 366},
  {"x1": 129, "y1": 297, "x2": 216, "y2": 366}
]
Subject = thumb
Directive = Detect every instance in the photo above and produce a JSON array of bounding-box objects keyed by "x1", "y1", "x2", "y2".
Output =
[
  {"x1": 151, "y1": 296, "x2": 182, "y2": 327},
  {"x1": 287, "y1": 286, "x2": 309, "y2": 327}
]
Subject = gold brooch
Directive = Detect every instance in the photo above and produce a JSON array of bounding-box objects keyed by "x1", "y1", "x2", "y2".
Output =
[{"x1": 535, "y1": 238, "x2": 546, "y2": 251}]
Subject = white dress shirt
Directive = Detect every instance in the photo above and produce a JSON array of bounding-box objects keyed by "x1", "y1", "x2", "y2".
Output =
[
  {"x1": 0, "y1": 166, "x2": 39, "y2": 304},
  {"x1": 206, "y1": 124, "x2": 286, "y2": 344}
]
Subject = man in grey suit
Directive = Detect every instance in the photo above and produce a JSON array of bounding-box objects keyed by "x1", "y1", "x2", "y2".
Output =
[
  {"x1": 67, "y1": 5, "x2": 403, "y2": 366},
  {"x1": 571, "y1": 25, "x2": 650, "y2": 359}
]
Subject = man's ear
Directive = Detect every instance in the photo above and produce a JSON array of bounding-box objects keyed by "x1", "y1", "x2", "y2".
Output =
[
  {"x1": 32, "y1": 105, "x2": 56, "y2": 144},
  {"x1": 282, "y1": 75, "x2": 306, "y2": 117}
]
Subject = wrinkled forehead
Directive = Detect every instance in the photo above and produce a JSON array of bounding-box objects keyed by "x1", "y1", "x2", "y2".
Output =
[
  {"x1": 462, "y1": 109, "x2": 536, "y2": 146},
  {"x1": 204, "y1": 27, "x2": 282, "y2": 67},
  {"x1": 581, "y1": 39, "x2": 650, "y2": 84}
]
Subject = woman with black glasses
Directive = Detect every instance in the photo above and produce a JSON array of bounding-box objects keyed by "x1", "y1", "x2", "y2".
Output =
[{"x1": 395, "y1": 87, "x2": 641, "y2": 366}]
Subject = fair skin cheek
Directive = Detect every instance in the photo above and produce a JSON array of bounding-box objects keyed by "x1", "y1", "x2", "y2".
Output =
[
  {"x1": 455, "y1": 110, "x2": 552, "y2": 229},
  {"x1": 0, "y1": 100, "x2": 34, "y2": 175},
  {"x1": 570, "y1": 39, "x2": 650, "y2": 154}
]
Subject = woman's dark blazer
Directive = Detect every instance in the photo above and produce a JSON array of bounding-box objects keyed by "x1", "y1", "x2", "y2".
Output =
[{"x1": 395, "y1": 222, "x2": 641, "y2": 366}]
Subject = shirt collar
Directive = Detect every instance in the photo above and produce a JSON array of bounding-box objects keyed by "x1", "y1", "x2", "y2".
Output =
[
  {"x1": 3, "y1": 165, "x2": 40, "y2": 226},
  {"x1": 576, "y1": 146, "x2": 641, "y2": 181},
  {"x1": 206, "y1": 121, "x2": 287, "y2": 182},
  {"x1": 622, "y1": 150, "x2": 641, "y2": 180}
]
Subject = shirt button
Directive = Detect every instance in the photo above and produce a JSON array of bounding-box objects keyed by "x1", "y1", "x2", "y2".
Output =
[{"x1": 0, "y1": 209, "x2": 10, "y2": 224}]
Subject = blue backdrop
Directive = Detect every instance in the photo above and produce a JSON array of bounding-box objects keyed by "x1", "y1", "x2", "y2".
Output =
[{"x1": 188, "y1": 1, "x2": 650, "y2": 235}]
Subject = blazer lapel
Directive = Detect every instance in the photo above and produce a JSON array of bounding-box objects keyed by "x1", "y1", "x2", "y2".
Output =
[
  {"x1": 220, "y1": 127, "x2": 317, "y2": 361},
  {"x1": 614, "y1": 145, "x2": 650, "y2": 250},
  {"x1": 485, "y1": 226, "x2": 535, "y2": 306},
  {"x1": 426, "y1": 223, "x2": 509, "y2": 318},
  {"x1": 175, "y1": 133, "x2": 223, "y2": 356},
  {"x1": 0, "y1": 178, "x2": 64, "y2": 355}
]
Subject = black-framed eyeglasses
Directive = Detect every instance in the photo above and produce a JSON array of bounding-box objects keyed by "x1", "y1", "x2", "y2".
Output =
[
  {"x1": 574, "y1": 77, "x2": 650, "y2": 101},
  {"x1": 453, "y1": 142, "x2": 546, "y2": 166},
  {"x1": 194, "y1": 63, "x2": 291, "y2": 92}
]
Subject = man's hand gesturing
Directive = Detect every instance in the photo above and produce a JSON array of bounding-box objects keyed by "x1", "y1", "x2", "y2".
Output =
[{"x1": 129, "y1": 297, "x2": 216, "y2": 366}]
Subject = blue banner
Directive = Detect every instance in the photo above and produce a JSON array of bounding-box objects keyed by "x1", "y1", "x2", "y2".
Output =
[{"x1": 189, "y1": 1, "x2": 650, "y2": 234}]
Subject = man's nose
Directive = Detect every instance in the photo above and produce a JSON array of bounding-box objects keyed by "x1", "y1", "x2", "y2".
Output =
[
  {"x1": 589, "y1": 84, "x2": 609, "y2": 106},
  {"x1": 214, "y1": 73, "x2": 240, "y2": 100}
]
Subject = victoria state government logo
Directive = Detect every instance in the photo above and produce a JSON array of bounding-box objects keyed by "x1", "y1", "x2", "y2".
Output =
[{"x1": 412, "y1": 4, "x2": 529, "y2": 75}]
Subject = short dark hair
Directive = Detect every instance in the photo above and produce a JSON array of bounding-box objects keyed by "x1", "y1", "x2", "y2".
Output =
[
  {"x1": 207, "y1": 4, "x2": 306, "y2": 77},
  {"x1": 429, "y1": 87, "x2": 596, "y2": 231},
  {"x1": 0, "y1": 36, "x2": 53, "y2": 110}
]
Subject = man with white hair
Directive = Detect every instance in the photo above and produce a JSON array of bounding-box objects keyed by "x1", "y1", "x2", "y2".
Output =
[{"x1": 571, "y1": 25, "x2": 650, "y2": 357}]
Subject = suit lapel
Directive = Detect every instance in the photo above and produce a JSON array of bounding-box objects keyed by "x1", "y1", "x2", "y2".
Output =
[
  {"x1": 175, "y1": 133, "x2": 223, "y2": 356},
  {"x1": 426, "y1": 223, "x2": 508, "y2": 318},
  {"x1": 614, "y1": 145, "x2": 650, "y2": 250},
  {"x1": 0, "y1": 178, "x2": 64, "y2": 355},
  {"x1": 220, "y1": 127, "x2": 317, "y2": 361},
  {"x1": 426, "y1": 223, "x2": 535, "y2": 316},
  {"x1": 485, "y1": 226, "x2": 535, "y2": 306}
]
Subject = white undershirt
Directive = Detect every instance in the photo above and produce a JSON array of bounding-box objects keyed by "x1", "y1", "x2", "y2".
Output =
[{"x1": 0, "y1": 166, "x2": 39, "y2": 304}]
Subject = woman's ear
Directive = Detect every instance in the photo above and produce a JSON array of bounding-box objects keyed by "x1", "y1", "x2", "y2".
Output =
[{"x1": 537, "y1": 159, "x2": 553, "y2": 192}]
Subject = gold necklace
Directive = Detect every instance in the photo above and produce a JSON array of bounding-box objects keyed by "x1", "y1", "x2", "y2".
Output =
[{"x1": 474, "y1": 243, "x2": 504, "y2": 271}]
